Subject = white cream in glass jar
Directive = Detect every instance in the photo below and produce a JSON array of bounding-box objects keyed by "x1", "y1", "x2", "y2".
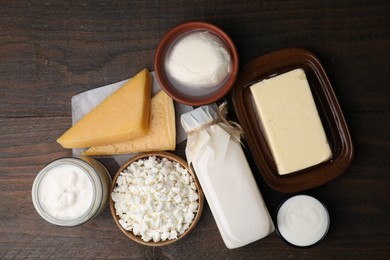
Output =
[
  {"x1": 32, "y1": 157, "x2": 111, "y2": 226},
  {"x1": 276, "y1": 195, "x2": 330, "y2": 247}
]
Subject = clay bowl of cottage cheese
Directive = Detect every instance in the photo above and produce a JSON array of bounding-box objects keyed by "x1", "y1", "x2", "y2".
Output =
[
  {"x1": 155, "y1": 21, "x2": 239, "y2": 106},
  {"x1": 110, "y1": 151, "x2": 204, "y2": 246}
]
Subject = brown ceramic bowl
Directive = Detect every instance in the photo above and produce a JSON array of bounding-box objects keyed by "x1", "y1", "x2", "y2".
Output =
[
  {"x1": 155, "y1": 21, "x2": 239, "y2": 106},
  {"x1": 232, "y1": 48, "x2": 354, "y2": 193},
  {"x1": 110, "y1": 152, "x2": 204, "y2": 246}
]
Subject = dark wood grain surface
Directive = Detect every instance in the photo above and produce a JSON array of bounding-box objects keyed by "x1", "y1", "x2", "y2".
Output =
[{"x1": 1, "y1": 1, "x2": 389, "y2": 259}]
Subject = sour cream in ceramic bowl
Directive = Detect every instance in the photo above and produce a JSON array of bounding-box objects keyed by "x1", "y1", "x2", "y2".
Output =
[{"x1": 155, "y1": 21, "x2": 239, "y2": 106}]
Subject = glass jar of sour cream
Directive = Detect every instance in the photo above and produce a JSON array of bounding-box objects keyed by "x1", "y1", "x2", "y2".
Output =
[
  {"x1": 32, "y1": 157, "x2": 111, "y2": 227},
  {"x1": 276, "y1": 195, "x2": 330, "y2": 247}
]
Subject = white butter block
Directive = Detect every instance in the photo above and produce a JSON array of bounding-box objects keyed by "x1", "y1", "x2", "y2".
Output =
[{"x1": 250, "y1": 69, "x2": 332, "y2": 175}]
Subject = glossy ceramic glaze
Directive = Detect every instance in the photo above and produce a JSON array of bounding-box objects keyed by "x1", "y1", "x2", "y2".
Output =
[
  {"x1": 232, "y1": 48, "x2": 354, "y2": 193},
  {"x1": 155, "y1": 21, "x2": 239, "y2": 106}
]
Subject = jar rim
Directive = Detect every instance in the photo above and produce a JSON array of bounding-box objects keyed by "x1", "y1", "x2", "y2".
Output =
[
  {"x1": 32, "y1": 157, "x2": 103, "y2": 227},
  {"x1": 275, "y1": 194, "x2": 330, "y2": 248}
]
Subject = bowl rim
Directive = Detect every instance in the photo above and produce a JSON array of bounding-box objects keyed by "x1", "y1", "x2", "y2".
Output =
[
  {"x1": 154, "y1": 21, "x2": 239, "y2": 106},
  {"x1": 109, "y1": 151, "x2": 204, "y2": 246}
]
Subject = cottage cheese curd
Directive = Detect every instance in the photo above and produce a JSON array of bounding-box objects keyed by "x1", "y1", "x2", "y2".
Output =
[{"x1": 111, "y1": 156, "x2": 199, "y2": 242}]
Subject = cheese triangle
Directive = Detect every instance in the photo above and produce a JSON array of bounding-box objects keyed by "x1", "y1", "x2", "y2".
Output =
[
  {"x1": 57, "y1": 69, "x2": 152, "y2": 148},
  {"x1": 84, "y1": 90, "x2": 176, "y2": 155}
]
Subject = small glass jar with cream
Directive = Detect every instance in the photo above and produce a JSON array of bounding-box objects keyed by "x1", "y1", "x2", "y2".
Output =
[
  {"x1": 32, "y1": 157, "x2": 111, "y2": 227},
  {"x1": 276, "y1": 195, "x2": 330, "y2": 247}
]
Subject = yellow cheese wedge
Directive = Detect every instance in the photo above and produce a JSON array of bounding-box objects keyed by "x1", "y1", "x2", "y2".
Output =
[
  {"x1": 84, "y1": 90, "x2": 176, "y2": 155},
  {"x1": 57, "y1": 69, "x2": 152, "y2": 148}
]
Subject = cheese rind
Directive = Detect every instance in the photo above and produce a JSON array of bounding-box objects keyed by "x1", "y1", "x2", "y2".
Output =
[
  {"x1": 250, "y1": 68, "x2": 332, "y2": 175},
  {"x1": 57, "y1": 69, "x2": 152, "y2": 148},
  {"x1": 84, "y1": 91, "x2": 176, "y2": 155}
]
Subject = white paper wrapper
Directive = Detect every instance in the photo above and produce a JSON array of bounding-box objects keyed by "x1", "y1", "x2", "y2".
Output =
[
  {"x1": 71, "y1": 71, "x2": 193, "y2": 165},
  {"x1": 181, "y1": 104, "x2": 231, "y2": 167}
]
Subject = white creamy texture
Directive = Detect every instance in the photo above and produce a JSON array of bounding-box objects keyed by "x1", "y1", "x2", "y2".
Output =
[
  {"x1": 38, "y1": 164, "x2": 94, "y2": 220},
  {"x1": 250, "y1": 68, "x2": 332, "y2": 175},
  {"x1": 111, "y1": 156, "x2": 199, "y2": 243},
  {"x1": 277, "y1": 195, "x2": 329, "y2": 247},
  {"x1": 166, "y1": 31, "x2": 231, "y2": 89}
]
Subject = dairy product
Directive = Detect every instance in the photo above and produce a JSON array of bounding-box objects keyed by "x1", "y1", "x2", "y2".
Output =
[
  {"x1": 250, "y1": 69, "x2": 332, "y2": 175},
  {"x1": 277, "y1": 195, "x2": 330, "y2": 247},
  {"x1": 57, "y1": 69, "x2": 152, "y2": 148},
  {"x1": 84, "y1": 91, "x2": 175, "y2": 155},
  {"x1": 37, "y1": 164, "x2": 93, "y2": 220},
  {"x1": 166, "y1": 31, "x2": 231, "y2": 93},
  {"x1": 111, "y1": 156, "x2": 199, "y2": 242},
  {"x1": 181, "y1": 104, "x2": 274, "y2": 249},
  {"x1": 32, "y1": 157, "x2": 111, "y2": 226}
]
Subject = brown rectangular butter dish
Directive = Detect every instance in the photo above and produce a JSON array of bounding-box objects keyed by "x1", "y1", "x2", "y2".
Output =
[{"x1": 232, "y1": 48, "x2": 354, "y2": 193}]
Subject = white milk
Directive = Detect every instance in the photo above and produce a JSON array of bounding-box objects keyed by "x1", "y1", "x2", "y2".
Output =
[{"x1": 181, "y1": 104, "x2": 274, "y2": 249}]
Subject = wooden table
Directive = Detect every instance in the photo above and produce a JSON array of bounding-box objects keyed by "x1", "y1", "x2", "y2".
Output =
[{"x1": 1, "y1": 1, "x2": 389, "y2": 259}]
